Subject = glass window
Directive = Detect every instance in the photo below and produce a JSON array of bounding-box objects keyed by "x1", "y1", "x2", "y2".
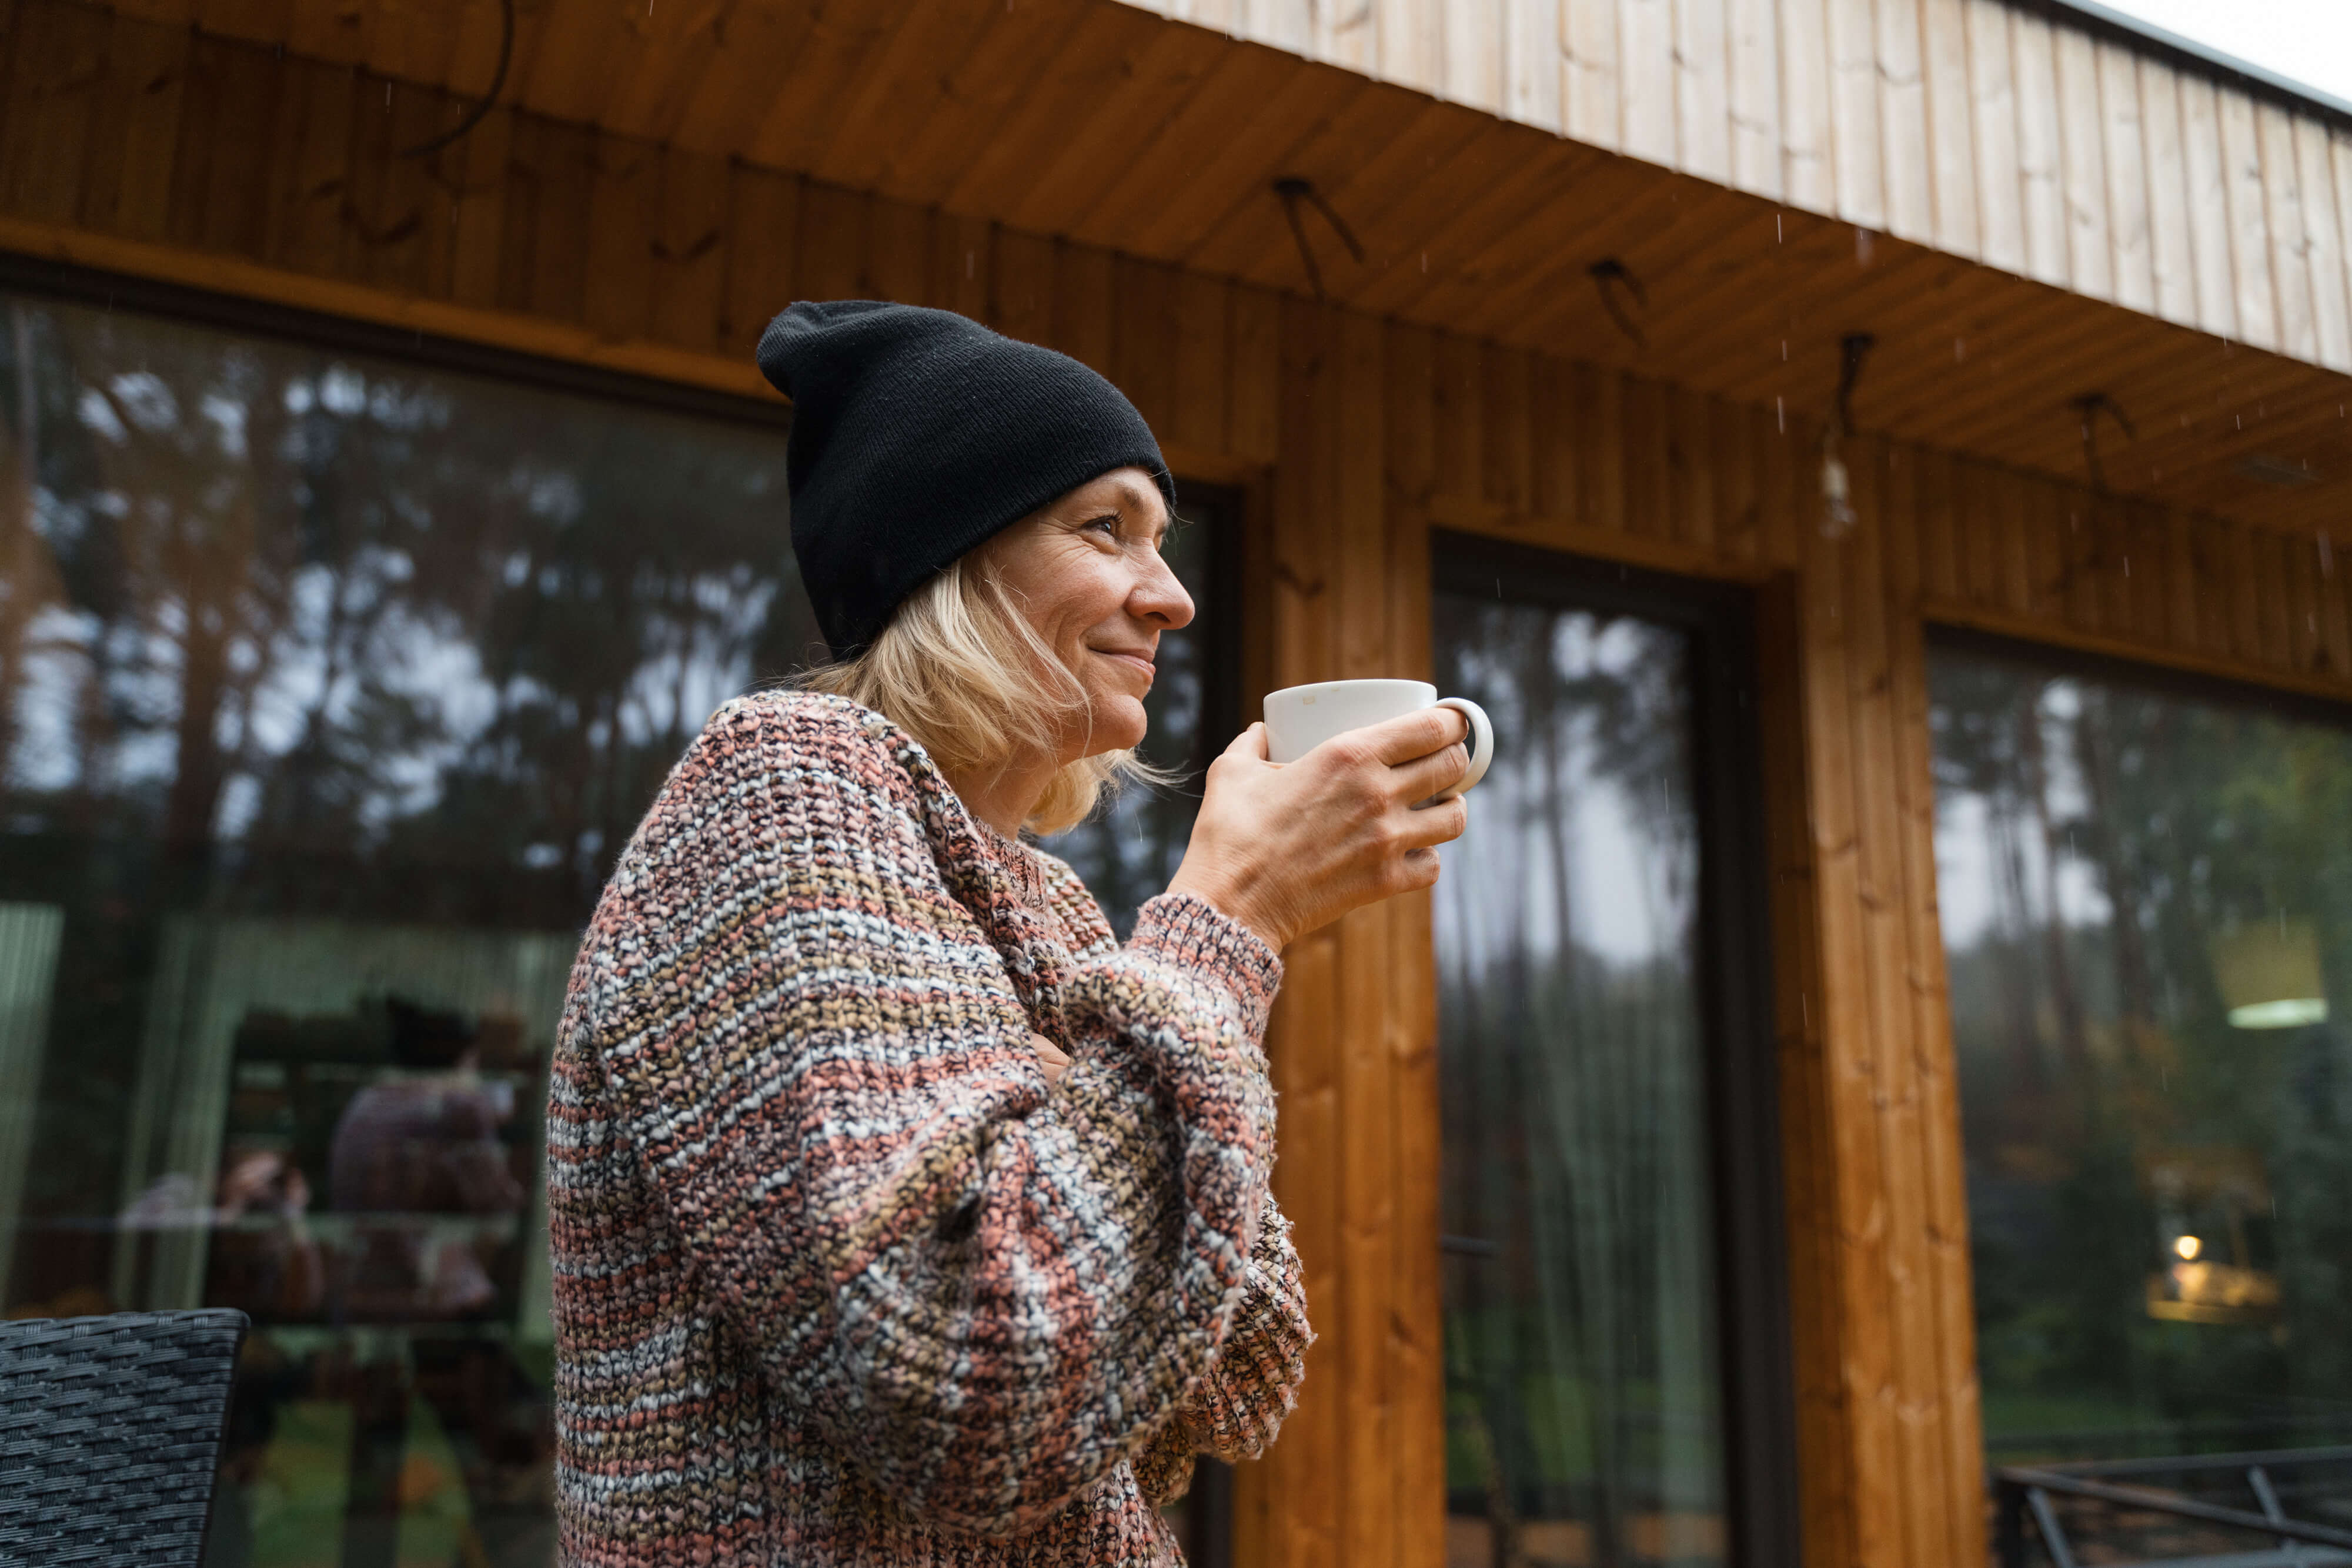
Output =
[
  {"x1": 1929, "y1": 638, "x2": 2352, "y2": 1470},
  {"x1": 1432, "y1": 580, "x2": 1730, "y2": 1568},
  {"x1": 0, "y1": 286, "x2": 810, "y2": 1567},
  {"x1": 0, "y1": 284, "x2": 1234, "y2": 1567}
]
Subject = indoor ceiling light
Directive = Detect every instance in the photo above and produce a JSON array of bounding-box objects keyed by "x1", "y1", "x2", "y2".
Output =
[
  {"x1": 2211, "y1": 920, "x2": 2330, "y2": 1031},
  {"x1": 2227, "y1": 997, "x2": 2328, "y2": 1029}
]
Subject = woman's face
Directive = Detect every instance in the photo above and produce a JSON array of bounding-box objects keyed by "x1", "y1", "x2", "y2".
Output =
[{"x1": 976, "y1": 465, "x2": 1194, "y2": 761}]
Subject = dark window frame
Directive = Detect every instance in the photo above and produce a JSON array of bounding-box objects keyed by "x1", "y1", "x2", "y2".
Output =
[{"x1": 1431, "y1": 530, "x2": 1803, "y2": 1568}]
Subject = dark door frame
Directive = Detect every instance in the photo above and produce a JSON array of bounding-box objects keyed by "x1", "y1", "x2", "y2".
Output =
[{"x1": 1429, "y1": 529, "x2": 1803, "y2": 1568}]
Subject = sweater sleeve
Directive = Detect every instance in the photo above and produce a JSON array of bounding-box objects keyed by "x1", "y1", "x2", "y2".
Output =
[
  {"x1": 1178, "y1": 1194, "x2": 1311, "y2": 1465},
  {"x1": 574, "y1": 696, "x2": 1285, "y2": 1539},
  {"x1": 1133, "y1": 1192, "x2": 1312, "y2": 1509}
]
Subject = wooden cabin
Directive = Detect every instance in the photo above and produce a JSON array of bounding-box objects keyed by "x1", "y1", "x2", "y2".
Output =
[{"x1": 2, "y1": 1, "x2": 2350, "y2": 1565}]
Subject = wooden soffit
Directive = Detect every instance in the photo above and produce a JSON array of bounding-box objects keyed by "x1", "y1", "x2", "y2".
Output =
[{"x1": 73, "y1": 0, "x2": 2352, "y2": 536}]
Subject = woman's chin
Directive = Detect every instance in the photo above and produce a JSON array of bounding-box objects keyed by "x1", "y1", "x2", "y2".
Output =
[{"x1": 1079, "y1": 699, "x2": 1150, "y2": 758}]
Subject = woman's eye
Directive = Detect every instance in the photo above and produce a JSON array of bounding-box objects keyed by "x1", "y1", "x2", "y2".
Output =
[{"x1": 1083, "y1": 516, "x2": 1121, "y2": 539}]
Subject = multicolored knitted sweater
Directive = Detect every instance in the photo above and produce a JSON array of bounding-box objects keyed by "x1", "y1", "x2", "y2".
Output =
[{"x1": 548, "y1": 690, "x2": 1311, "y2": 1566}]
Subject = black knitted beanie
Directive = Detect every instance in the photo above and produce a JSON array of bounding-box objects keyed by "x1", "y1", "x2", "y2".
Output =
[{"x1": 756, "y1": 300, "x2": 1177, "y2": 658}]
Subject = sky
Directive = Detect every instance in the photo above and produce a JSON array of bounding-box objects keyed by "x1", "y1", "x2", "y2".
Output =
[{"x1": 2081, "y1": 0, "x2": 2352, "y2": 112}]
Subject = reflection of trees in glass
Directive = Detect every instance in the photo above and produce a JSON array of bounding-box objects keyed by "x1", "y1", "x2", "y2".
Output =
[
  {"x1": 1433, "y1": 595, "x2": 1724, "y2": 1568},
  {"x1": 1930, "y1": 647, "x2": 2352, "y2": 1460},
  {"x1": 3, "y1": 297, "x2": 812, "y2": 911}
]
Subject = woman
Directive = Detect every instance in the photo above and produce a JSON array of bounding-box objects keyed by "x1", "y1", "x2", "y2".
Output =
[{"x1": 549, "y1": 300, "x2": 1471, "y2": 1566}]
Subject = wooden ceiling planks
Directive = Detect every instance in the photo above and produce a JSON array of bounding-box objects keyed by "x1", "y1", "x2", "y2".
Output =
[
  {"x1": 45, "y1": 0, "x2": 2352, "y2": 538},
  {"x1": 1113, "y1": 62, "x2": 1378, "y2": 263},
  {"x1": 814, "y1": 0, "x2": 1051, "y2": 197},
  {"x1": 1003, "y1": 21, "x2": 1244, "y2": 234},
  {"x1": 1061, "y1": 39, "x2": 1322, "y2": 253},
  {"x1": 1181, "y1": 85, "x2": 1488, "y2": 283},
  {"x1": 846, "y1": 0, "x2": 1086, "y2": 206},
  {"x1": 600, "y1": 3, "x2": 734, "y2": 144},
  {"x1": 935, "y1": 4, "x2": 1179, "y2": 220}
]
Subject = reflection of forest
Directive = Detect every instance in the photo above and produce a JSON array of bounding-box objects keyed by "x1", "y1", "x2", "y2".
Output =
[
  {"x1": 1929, "y1": 644, "x2": 2352, "y2": 1463},
  {"x1": 1433, "y1": 596, "x2": 1725, "y2": 1568}
]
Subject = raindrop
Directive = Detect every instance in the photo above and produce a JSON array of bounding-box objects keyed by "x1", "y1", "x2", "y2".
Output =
[{"x1": 1776, "y1": 396, "x2": 1784, "y2": 432}]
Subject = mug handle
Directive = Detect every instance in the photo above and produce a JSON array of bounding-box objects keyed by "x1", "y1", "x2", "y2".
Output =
[{"x1": 1432, "y1": 697, "x2": 1494, "y2": 800}]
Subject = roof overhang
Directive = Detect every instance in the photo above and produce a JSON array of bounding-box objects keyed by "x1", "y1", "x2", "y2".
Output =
[{"x1": 85, "y1": 0, "x2": 2352, "y2": 535}]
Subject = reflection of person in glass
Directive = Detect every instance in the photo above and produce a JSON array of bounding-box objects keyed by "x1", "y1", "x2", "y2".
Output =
[
  {"x1": 332, "y1": 997, "x2": 524, "y2": 1320},
  {"x1": 204, "y1": 1146, "x2": 325, "y2": 1320},
  {"x1": 550, "y1": 303, "x2": 1473, "y2": 1565}
]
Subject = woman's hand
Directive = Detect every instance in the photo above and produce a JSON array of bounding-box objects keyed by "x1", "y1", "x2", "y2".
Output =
[{"x1": 1167, "y1": 710, "x2": 1471, "y2": 951}]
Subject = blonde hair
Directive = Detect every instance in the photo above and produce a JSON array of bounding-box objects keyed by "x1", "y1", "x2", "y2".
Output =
[{"x1": 800, "y1": 555, "x2": 1166, "y2": 835}]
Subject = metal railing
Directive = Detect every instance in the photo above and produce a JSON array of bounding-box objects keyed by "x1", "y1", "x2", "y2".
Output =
[{"x1": 1996, "y1": 1447, "x2": 2352, "y2": 1568}]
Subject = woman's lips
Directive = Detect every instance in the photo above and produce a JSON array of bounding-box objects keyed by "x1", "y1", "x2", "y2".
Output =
[{"x1": 1094, "y1": 649, "x2": 1157, "y2": 684}]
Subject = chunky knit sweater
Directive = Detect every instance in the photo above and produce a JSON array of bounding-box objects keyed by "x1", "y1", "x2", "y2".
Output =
[{"x1": 548, "y1": 690, "x2": 1311, "y2": 1566}]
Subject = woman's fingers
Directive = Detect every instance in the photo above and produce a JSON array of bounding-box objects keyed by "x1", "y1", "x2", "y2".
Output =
[
  {"x1": 1357, "y1": 706, "x2": 1471, "y2": 765},
  {"x1": 1393, "y1": 738, "x2": 1472, "y2": 803},
  {"x1": 1393, "y1": 794, "x2": 1469, "y2": 851}
]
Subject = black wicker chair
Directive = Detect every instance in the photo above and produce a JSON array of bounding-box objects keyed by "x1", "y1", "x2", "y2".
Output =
[{"x1": 0, "y1": 1310, "x2": 250, "y2": 1568}]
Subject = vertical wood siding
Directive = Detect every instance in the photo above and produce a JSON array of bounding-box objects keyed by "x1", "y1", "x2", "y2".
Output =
[
  {"x1": 1121, "y1": 0, "x2": 2352, "y2": 377},
  {"x1": 6, "y1": 9, "x2": 2352, "y2": 1568}
]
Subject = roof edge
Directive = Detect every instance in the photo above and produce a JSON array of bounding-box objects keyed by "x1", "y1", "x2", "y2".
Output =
[{"x1": 2039, "y1": 0, "x2": 2352, "y2": 125}]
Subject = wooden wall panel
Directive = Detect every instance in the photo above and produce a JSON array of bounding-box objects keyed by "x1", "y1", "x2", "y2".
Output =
[{"x1": 8, "y1": 12, "x2": 2352, "y2": 1568}]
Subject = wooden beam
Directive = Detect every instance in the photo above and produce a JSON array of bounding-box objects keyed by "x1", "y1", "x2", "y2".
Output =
[{"x1": 0, "y1": 211, "x2": 775, "y2": 396}]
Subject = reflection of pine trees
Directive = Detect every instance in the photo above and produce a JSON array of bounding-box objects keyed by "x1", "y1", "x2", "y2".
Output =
[
  {"x1": 1931, "y1": 648, "x2": 2352, "y2": 1457},
  {"x1": 1, "y1": 296, "x2": 813, "y2": 919},
  {"x1": 1431, "y1": 593, "x2": 1722, "y2": 1557}
]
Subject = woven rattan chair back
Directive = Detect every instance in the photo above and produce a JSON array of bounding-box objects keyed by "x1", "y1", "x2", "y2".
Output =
[{"x1": 0, "y1": 1309, "x2": 249, "y2": 1568}]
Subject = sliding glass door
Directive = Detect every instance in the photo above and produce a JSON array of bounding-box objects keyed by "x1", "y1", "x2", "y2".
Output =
[{"x1": 1431, "y1": 540, "x2": 1791, "y2": 1568}]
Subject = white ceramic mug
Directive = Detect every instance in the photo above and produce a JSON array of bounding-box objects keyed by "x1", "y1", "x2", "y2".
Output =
[{"x1": 1262, "y1": 679, "x2": 1495, "y2": 799}]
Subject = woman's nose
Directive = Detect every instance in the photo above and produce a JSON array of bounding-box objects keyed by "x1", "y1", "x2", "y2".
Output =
[{"x1": 1132, "y1": 556, "x2": 1195, "y2": 630}]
